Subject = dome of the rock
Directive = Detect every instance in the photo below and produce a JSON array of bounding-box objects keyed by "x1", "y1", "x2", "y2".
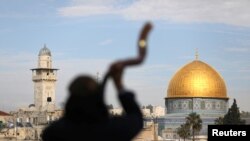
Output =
[{"x1": 167, "y1": 60, "x2": 227, "y2": 99}]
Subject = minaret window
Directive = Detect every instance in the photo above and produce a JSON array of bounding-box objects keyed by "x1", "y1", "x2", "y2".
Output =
[{"x1": 47, "y1": 97, "x2": 52, "y2": 102}]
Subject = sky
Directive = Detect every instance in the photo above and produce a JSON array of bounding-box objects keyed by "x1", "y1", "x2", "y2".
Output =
[{"x1": 0, "y1": 0, "x2": 250, "y2": 112}]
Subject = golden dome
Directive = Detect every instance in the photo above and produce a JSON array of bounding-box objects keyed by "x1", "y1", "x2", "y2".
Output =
[{"x1": 167, "y1": 60, "x2": 227, "y2": 99}]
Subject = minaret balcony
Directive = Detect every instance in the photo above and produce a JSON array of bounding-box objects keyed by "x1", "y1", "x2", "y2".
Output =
[{"x1": 32, "y1": 75, "x2": 57, "y2": 81}]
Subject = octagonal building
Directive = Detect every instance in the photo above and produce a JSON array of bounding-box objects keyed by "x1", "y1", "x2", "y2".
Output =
[{"x1": 163, "y1": 56, "x2": 228, "y2": 139}]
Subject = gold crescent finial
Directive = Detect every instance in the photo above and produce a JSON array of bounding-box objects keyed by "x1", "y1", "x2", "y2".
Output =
[{"x1": 195, "y1": 48, "x2": 199, "y2": 60}]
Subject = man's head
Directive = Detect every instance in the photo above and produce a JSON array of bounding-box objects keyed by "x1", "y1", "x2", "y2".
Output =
[
  {"x1": 69, "y1": 75, "x2": 98, "y2": 97},
  {"x1": 65, "y1": 75, "x2": 108, "y2": 122}
]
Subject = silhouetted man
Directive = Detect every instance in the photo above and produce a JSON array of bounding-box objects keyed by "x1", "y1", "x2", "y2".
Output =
[{"x1": 42, "y1": 62, "x2": 143, "y2": 141}]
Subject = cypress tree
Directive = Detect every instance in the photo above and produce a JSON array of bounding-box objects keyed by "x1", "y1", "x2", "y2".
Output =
[{"x1": 223, "y1": 99, "x2": 245, "y2": 124}]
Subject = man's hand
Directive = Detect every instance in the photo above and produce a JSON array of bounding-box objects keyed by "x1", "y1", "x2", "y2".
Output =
[{"x1": 109, "y1": 62, "x2": 124, "y2": 92}]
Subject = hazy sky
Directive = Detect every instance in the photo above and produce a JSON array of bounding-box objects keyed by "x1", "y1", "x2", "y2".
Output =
[{"x1": 0, "y1": 0, "x2": 250, "y2": 112}]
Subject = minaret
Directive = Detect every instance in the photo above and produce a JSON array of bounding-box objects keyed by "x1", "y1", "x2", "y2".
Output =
[{"x1": 31, "y1": 45, "x2": 58, "y2": 111}]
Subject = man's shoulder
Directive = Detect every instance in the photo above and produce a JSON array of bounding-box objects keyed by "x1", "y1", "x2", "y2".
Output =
[
  {"x1": 42, "y1": 118, "x2": 69, "y2": 139},
  {"x1": 44, "y1": 118, "x2": 65, "y2": 132}
]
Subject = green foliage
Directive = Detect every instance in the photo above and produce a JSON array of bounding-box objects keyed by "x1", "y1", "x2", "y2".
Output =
[
  {"x1": 146, "y1": 104, "x2": 153, "y2": 113},
  {"x1": 214, "y1": 99, "x2": 246, "y2": 125},
  {"x1": 214, "y1": 117, "x2": 224, "y2": 125},
  {"x1": 0, "y1": 121, "x2": 3, "y2": 131},
  {"x1": 241, "y1": 111, "x2": 250, "y2": 118},
  {"x1": 186, "y1": 112, "x2": 202, "y2": 141},
  {"x1": 177, "y1": 123, "x2": 190, "y2": 141},
  {"x1": 178, "y1": 113, "x2": 202, "y2": 141},
  {"x1": 223, "y1": 99, "x2": 245, "y2": 125}
]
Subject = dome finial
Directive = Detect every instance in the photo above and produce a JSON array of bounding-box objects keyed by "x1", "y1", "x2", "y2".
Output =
[
  {"x1": 195, "y1": 48, "x2": 199, "y2": 60},
  {"x1": 39, "y1": 44, "x2": 51, "y2": 56}
]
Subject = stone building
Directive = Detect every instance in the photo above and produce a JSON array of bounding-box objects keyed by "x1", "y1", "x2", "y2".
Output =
[
  {"x1": 109, "y1": 108, "x2": 123, "y2": 116},
  {"x1": 133, "y1": 121, "x2": 160, "y2": 141},
  {"x1": 0, "y1": 110, "x2": 12, "y2": 124},
  {"x1": 152, "y1": 106, "x2": 165, "y2": 118}
]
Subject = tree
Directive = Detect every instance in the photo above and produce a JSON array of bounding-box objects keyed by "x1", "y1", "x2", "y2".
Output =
[
  {"x1": 146, "y1": 104, "x2": 153, "y2": 113},
  {"x1": 177, "y1": 123, "x2": 190, "y2": 141},
  {"x1": 186, "y1": 112, "x2": 202, "y2": 141},
  {"x1": 0, "y1": 121, "x2": 4, "y2": 131},
  {"x1": 241, "y1": 111, "x2": 250, "y2": 118},
  {"x1": 223, "y1": 99, "x2": 245, "y2": 124},
  {"x1": 214, "y1": 117, "x2": 224, "y2": 125}
]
